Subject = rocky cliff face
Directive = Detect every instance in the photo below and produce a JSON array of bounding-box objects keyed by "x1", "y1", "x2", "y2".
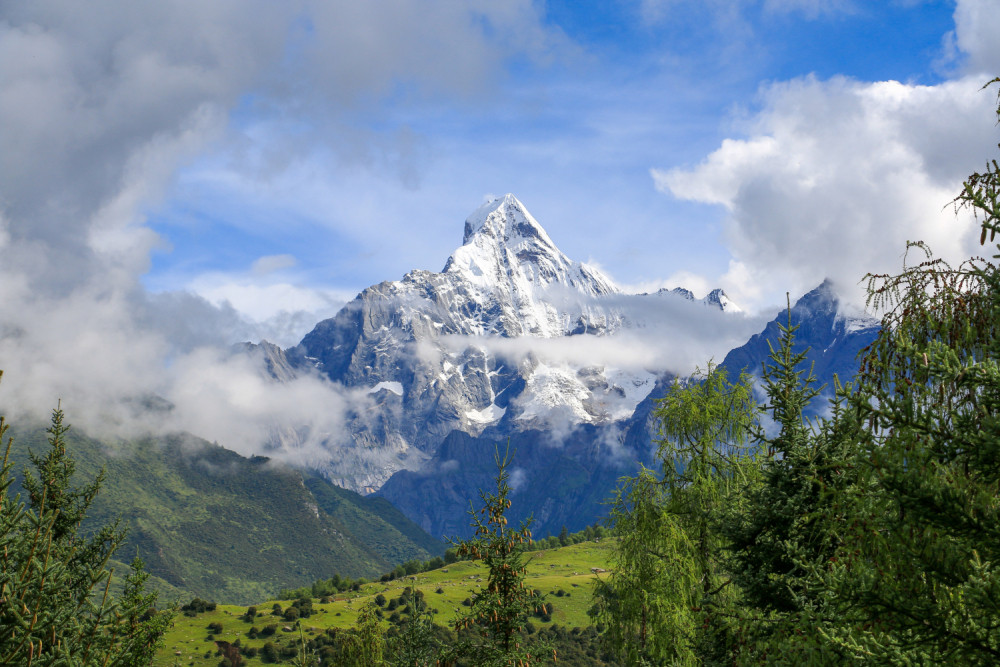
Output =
[
  {"x1": 286, "y1": 195, "x2": 703, "y2": 491},
  {"x1": 378, "y1": 279, "x2": 880, "y2": 539},
  {"x1": 248, "y1": 194, "x2": 877, "y2": 539}
]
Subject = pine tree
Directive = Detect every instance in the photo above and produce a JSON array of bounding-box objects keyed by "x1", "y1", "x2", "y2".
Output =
[
  {"x1": 451, "y1": 446, "x2": 550, "y2": 666},
  {"x1": 726, "y1": 305, "x2": 864, "y2": 664},
  {"x1": 816, "y1": 77, "x2": 1000, "y2": 664},
  {"x1": 0, "y1": 387, "x2": 173, "y2": 666}
]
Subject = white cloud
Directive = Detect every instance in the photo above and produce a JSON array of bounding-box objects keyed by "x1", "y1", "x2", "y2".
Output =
[
  {"x1": 952, "y1": 0, "x2": 1000, "y2": 75},
  {"x1": 438, "y1": 292, "x2": 772, "y2": 377},
  {"x1": 188, "y1": 277, "x2": 352, "y2": 346},
  {"x1": 0, "y1": 0, "x2": 565, "y2": 464},
  {"x1": 252, "y1": 254, "x2": 298, "y2": 275},
  {"x1": 654, "y1": 74, "x2": 998, "y2": 308}
]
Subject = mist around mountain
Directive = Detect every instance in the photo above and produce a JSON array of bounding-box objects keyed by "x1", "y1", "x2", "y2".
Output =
[
  {"x1": 228, "y1": 194, "x2": 879, "y2": 540},
  {"x1": 376, "y1": 277, "x2": 879, "y2": 539}
]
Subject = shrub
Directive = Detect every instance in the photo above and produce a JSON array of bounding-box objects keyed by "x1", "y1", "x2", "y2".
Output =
[
  {"x1": 259, "y1": 641, "x2": 278, "y2": 663},
  {"x1": 182, "y1": 598, "x2": 217, "y2": 617}
]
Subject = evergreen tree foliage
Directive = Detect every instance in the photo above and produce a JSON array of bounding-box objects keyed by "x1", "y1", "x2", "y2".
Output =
[
  {"x1": 451, "y1": 446, "x2": 550, "y2": 666},
  {"x1": 726, "y1": 306, "x2": 865, "y2": 664},
  {"x1": 0, "y1": 389, "x2": 173, "y2": 666},
  {"x1": 729, "y1": 307, "x2": 822, "y2": 614},
  {"x1": 387, "y1": 599, "x2": 441, "y2": 667},
  {"x1": 797, "y1": 78, "x2": 1000, "y2": 665}
]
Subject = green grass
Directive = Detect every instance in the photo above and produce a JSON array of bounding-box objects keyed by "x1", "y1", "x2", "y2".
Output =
[{"x1": 155, "y1": 539, "x2": 614, "y2": 666}]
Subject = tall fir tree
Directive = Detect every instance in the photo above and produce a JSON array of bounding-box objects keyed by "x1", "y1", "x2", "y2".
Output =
[
  {"x1": 726, "y1": 305, "x2": 863, "y2": 664},
  {"x1": 816, "y1": 77, "x2": 1000, "y2": 664},
  {"x1": 0, "y1": 386, "x2": 173, "y2": 666},
  {"x1": 451, "y1": 446, "x2": 550, "y2": 666}
]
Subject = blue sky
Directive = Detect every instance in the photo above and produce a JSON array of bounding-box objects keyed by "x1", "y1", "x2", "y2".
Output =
[
  {"x1": 1, "y1": 0, "x2": 999, "y2": 343},
  {"x1": 0, "y1": 0, "x2": 998, "y2": 453},
  {"x1": 113, "y1": 0, "x2": 993, "y2": 336}
]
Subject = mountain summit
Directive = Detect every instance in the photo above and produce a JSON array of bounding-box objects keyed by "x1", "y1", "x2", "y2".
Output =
[
  {"x1": 284, "y1": 195, "x2": 744, "y2": 497},
  {"x1": 444, "y1": 194, "x2": 619, "y2": 336},
  {"x1": 462, "y1": 194, "x2": 556, "y2": 247},
  {"x1": 455, "y1": 194, "x2": 614, "y2": 293},
  {"x1": 288, "y1": 196, "x2": 641, "y2": 489}
]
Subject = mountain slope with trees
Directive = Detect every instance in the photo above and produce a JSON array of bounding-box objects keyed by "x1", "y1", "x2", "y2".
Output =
[{"x1": 5, "y1": 421, "x2": 443, "y2": 606}]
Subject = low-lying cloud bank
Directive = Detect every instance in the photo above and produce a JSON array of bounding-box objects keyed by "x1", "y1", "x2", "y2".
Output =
[{"x1": 435, "y1": 291, "x2": 773, "y2": 378}]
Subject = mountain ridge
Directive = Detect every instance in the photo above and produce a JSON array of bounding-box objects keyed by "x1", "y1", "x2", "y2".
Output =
[{"x1": 284, "y1": 194, "x2": 740, "y2": 492}]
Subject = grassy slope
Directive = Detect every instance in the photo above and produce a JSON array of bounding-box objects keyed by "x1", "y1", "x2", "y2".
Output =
[
  {"x1": 155, "y1": 539, "x2": 613, "y2": 666},
  {"x1": 7, "y1": 423, "x2": 443, "y2": 604}
]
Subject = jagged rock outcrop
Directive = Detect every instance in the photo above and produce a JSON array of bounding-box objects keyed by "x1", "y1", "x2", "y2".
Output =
[
  {"x1": 379, "y1": 279, "x2": 880, "y2": 539},
  {"x1": 286, "y1": 195, "x2": 723, "y2": 490}
]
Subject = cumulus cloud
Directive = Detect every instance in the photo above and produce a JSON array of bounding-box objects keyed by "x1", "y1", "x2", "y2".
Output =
[
  {"x1": 650, "y1": 0, "x2": 1000, "y2": 310},
  {"x1": 0, "y1": 0, "x2": 564, "y2": 464},
  {"x1": 655, "y1": 74, "x2": 998, "y2": 308},
  {"x1": 951, "y1": 0, "x2": 1000, "y2": 75}
]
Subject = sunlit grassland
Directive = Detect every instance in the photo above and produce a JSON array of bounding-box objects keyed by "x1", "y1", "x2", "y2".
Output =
[{"x1": 156, "y1": 539, "x2": 613, "y2": 666}]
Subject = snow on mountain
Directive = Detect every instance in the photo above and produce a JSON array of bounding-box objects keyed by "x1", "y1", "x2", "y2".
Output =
[
  {"x1": 704, "y1": 288, "x2": 743, "y2": 313},
  {"x1": 278, "y1": 195, "x2": 746, "y2": 492},
  {"x1": 657, "y1": 286, "x2": 743, "y2": 312}
]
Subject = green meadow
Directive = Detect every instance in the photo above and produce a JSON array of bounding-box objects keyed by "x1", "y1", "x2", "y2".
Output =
[{"x1": 155, "y1": 539, "x2": 613, "y2": 666}]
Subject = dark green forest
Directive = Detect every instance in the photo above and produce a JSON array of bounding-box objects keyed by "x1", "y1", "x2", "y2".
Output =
[
  {"x1": 588, "y1": 78, "x2": 1000, "y2": 666},
  {"x1": 3, "y1": 80, "x2": 1000, "y2": 665}
]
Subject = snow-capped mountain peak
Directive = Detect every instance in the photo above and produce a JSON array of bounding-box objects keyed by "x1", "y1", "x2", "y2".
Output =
[
  {"x1": 704, "y1": 288, "x2": 742, "y2": 313},
  {"x1": 444, "y1": 193, "x2": 618, "y2": 299},
  {"x1": 462, "y1": 193, "x2": 557, "y2": 248},
  {"x1": 657, "y1": 286, "x2": 742, "y2": 312}
]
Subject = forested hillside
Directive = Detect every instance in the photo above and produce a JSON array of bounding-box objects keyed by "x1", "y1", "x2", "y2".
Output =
[{"x1": 5, "y1": 423, "x2": 443, "y2": 605}]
